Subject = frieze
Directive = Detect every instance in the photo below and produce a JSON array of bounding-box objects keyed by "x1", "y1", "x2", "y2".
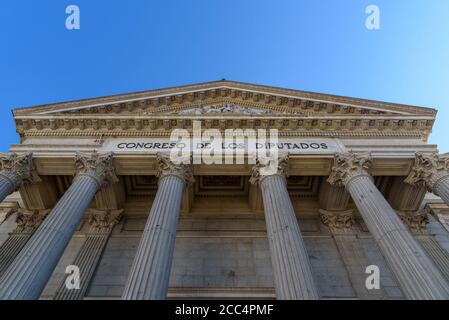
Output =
[{"x1": 98, "y1": 138, "x2": 346, "y2": 154}]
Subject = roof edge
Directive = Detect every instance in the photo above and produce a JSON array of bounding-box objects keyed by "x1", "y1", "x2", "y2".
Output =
[{"x1": 12, "y1": 79, "x2": 437, "y2": 116}]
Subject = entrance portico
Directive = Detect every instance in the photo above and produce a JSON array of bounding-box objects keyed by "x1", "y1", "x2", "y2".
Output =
[{"x1": 1, "y1": 80, "x2": 449, "y2": 300}]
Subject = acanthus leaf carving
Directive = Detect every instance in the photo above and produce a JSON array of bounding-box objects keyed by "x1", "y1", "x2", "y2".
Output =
[
  {"x1": 405, "y1": 152, "x2": 449, "y2": 191},
  {"x1": 156, "y1": 153, "x2": 194, "y2": 186},
  {"x1": 397, "y1": 210, "x2": 429, "y2": 234},
  {"x1": 249, "y1": 153, "x2": 289, "y2": 186},
  {"x1": 327, "y1": 152, "x2": 372, "y2": 187},
  {"x1": 75, "y1": 151, "x2": 118, "y2": 189},
  {"x1": 86, "y1": 209, "x2": 123, "y2": 233},
  {"x1": 14, "y1": 209, "x2": 50, "y2": 234},
  {"x1": 319, "y1": 209, "x2": 354, "y2": 230},
  {"x1": 0, "y1": 153, "x2": 41, "y2": 189}
]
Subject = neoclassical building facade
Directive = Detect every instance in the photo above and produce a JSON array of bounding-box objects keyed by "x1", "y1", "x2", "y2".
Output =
[{"x1": 1, "y1": 80, "x2": 449, "y2": 300}]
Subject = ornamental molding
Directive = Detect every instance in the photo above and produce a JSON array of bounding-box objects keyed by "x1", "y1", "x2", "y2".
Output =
[
  {"x1": 74, "y1": 151, "x2": 118, "y2": 188},
  {"x1": 0, "y1": 153, "x2": 41, "y2": 188},
  {"x1": 156, "y1": 153, "x2": 194, "y2": 186},
  {"x1": 14, "y1": 209, "x2": 50, "y2": 234},
  {"x1": 12, "y1": 81, "x2": 435, "y2": 141},
  {"x1": 14, "y1": 114, "x2": 433, "y2": 141},
  {"x1": 404, "y1": 152, "x2": 449, "y2": 191},
  {"x1": 319, "y1": 209, "x2": 354, "y2": 229},
  {"x1": 16, "y1": 128, "x2": 427, "y2": 141},
  {"x1": 14, "y1": 81, "x2": 434, "y2": 117},
  {"x1": 86, "y1": 209, "x2": 123, "y2": 233},
  {"x1": 0, "y1": 206, "x2": 17, "y2": 225},
  {"x1": 165, "y1": 103, "x2": 289, "y2": 116},
  {"x1": 249, "y1": 153, "x2": 289, "y2": 186},
  {"x1": 327, "y1": 152, "x2": 373, "y2": 187}
]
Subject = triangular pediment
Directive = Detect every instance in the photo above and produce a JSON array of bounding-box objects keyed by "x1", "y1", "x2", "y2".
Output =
[{"x1": 13, "y1": 80, "x2": 436, "y2": 118}]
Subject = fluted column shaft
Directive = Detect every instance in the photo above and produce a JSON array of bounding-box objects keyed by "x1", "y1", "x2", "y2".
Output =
[
  {"x1": 0, "y1": 171, "x2": 21, "y2": 202},
  {"x1": 122, "y1": 175, "x2": 185, "y2": 300},
  {"x1": 0, "y1": 233, "x2": 32, "y2": 278},
  {"x1": 54, "y1": 235, "x2": 108, "y2": 300},
  {"x1": 53, "y1": 209, "x2": 122, "y2": 300},
  {"x1": 416, "y1": 236, "x2": 449, "y2": 283},
  {"x1": 259, "y1": 174, "x2": 319, "y2": 300},
  {"x1": 433, "y1": 175, "x2": 449, "y2": 206},
  {"x1": 0, "y1": 209, "x2": 49, "y2": 278},
  {"x1": 0, "y1": 175, "x2": 99, "y2": 300},
  {"x1": 0, "y1": 151, "x2": 116, "y2": 300},
  {"x1": 330, "y1": 152, "x2": 449, "y2": 299},
  {"x1": 122, "y1": 153, "x2": 193, "y2": 300},
  {"x1": 346, "y1": 175, "x2": 449, "y2": 299},
  {"x1": 346, "y1": 180, "x2": 449, "y2": 299}
]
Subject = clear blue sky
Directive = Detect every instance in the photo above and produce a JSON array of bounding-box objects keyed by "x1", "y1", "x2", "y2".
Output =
[{"x1": 1, "y1": 1, "x2": 448, "y2": 152}]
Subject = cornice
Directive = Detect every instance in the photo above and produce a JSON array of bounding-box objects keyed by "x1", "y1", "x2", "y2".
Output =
[
  {"x1": 18, "y1": 129, "x2": 427, "y2": 139},
  {"x1": 12, "y1": 80, "x2": 436, "y2": 116},
  {"x1": 15, "y1": 117, "x2": 432, "y2": 141},
  {"x1": 11, "y1": 81, "x2": 436, "y2": 142}
]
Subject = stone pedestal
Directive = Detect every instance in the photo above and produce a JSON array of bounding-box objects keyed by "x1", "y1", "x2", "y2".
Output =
[
  {"x1": 250, "y1": 155, "x2": 319, "y2": 300},
  {"x1": 329, "y1": 152, "x2": 449, "y2": 300},
  {"x1": 122, "y1": 153, "x2": 193, "y2": 300},
  {"x1": 0, "y1": 152, "x2": 117, "y2": 300}
]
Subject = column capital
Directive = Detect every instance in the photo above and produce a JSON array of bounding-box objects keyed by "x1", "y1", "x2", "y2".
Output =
[
  {"x1": 75, "y1": 151, "x2": 118, "y2": 189},
  {"x1": 156, "y1": 153, "x2": 194, "y2": 185},
  {"x1": 319, "y1": 209, "x2": 354, "y2": 230},
  {"x1": 396, "y1": 209, "x2": 429, "y2": 234},
  {"x1": 405, "y1": 152, "x2": 449, "y2": 191},
  {"x1": 13, "y1": 209, "x2": 50, "y2": 234},
  {"x1": 86, "y1": 209, "x2": 123, "y2": 233},
  {"x1": 327, "y1": 152, "x2": 372, "y2": 187},
  {"x1": 0, "y1": 153, "x2": 40, "y2": 189},
  {"x1": 249, "y1": 153, "x2": 289, "y2": 186}
]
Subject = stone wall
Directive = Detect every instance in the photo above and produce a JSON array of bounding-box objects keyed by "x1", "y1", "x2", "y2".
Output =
[{"x1": 2, "y1": 212, "x2": 449, "y2": 299}]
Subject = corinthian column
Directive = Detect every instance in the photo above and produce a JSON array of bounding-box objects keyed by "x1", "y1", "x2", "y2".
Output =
[
  {"x1": 250, "y1": 154, "x2": 319, "y2": 300},
  {"x1": 328, "y1": 152, "x2": 449, "y2": 300},
  {"x1": 405, "y1": 152, "x2": 449, "y2": 206},
  {"x1": 122, "y1": 153, "x2": 193, "y2": 300},
  {"x1": 0, "y1": 151, "x2": 117, "y2": 300},
  {"x1": 0, "y1": 153, "x2": 39, "y2": 202},
  {"x1": 0, "y1": 209, "x2": 49, "y2": 278}
]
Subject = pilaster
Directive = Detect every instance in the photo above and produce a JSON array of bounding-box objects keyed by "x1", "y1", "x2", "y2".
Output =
[
  {"x1": 319, "y1": 209, "x2": 388, "y2": 299},
  {"x1": 0, "y1": 209, "x2": 49, "y2": 278},
  {"x1": 53, "y1": 209, "x2": 123, "y2": 300}
]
